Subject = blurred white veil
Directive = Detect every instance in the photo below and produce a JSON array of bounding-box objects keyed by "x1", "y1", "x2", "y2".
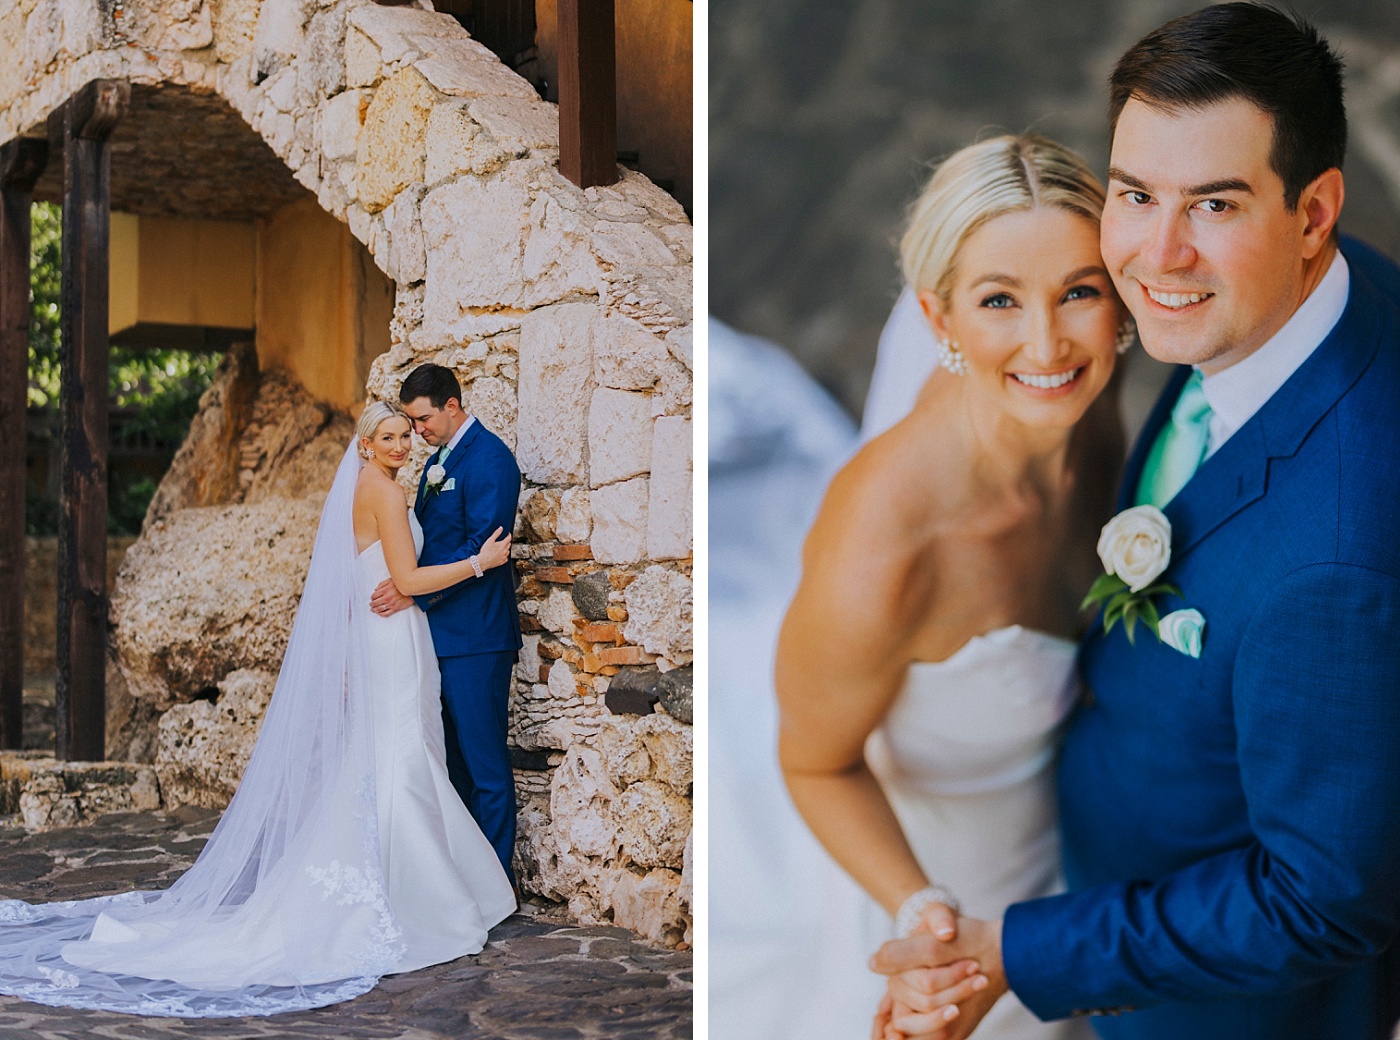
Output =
[{"x1": 0, "y1": 442, "x2": 406, "y2": 1016}]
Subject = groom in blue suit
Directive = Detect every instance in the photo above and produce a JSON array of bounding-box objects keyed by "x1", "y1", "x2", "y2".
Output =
[
  {"x1": 372, "y1": 364, "x2": 523, "y2": 886},
  {"x1": 873, "y1": 6, "x2": 1400, "y2": 1039}
]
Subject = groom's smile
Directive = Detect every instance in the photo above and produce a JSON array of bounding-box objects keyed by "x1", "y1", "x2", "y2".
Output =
[{"x1": 1100, "y1": 96, "x2": 1336, "y2": 375}]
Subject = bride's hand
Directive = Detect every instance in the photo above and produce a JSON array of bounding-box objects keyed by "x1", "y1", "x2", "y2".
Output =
[{"x1": 478, "y1": 527, "x2": 512, "y2": 571}]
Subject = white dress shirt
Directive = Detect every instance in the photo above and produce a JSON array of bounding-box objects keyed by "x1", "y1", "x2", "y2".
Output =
[
  {"x1": 440, "y1": 413, "x2": 476, "y2": 458},
  {"x1": 1200, "y1": 252, "x2": 1349, "y2": 457}
]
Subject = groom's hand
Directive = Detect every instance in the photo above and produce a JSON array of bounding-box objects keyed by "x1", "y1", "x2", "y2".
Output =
[
  {"x1": 371, "y1": 578, "x2": 413, "y2": 617},
  {"x1": 871, "y1": 916, "x2": 1007, "y2": 1040}
]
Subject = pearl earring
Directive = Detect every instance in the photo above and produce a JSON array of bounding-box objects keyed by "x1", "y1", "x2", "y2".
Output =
[
  {"x1": 938, "y1": 338, "x2": 969, "y2": 376},
  {"x1": 1116, "y1": 319, "x2": 1137, "y2": 355}
]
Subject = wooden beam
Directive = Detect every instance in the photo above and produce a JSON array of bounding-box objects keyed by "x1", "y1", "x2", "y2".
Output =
[
  {"x1": 56, "y1": 80, "x2": 127, "y2": 762},
  {"x1": 0, "y1": 138, "x2": 49, "y2": 751},
  {"x1": 558, "y1": 0, "x2": 617, "y2": 189}
]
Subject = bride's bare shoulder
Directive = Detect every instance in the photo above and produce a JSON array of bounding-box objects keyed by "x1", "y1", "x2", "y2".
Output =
[
  {"x1": 355, "y1": 466, "x2": 408, "y2": 510},
  {"x1": 818, "y1": 418, "x2": 955, "y2": 542}
]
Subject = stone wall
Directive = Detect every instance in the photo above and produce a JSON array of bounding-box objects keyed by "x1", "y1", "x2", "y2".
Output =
[{"x1": 1, "y1": 0, "x2": 692, "y2": 946}]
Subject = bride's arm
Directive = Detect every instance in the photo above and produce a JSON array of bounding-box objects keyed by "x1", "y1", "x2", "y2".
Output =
[
  {"x1": 369, "y1": 478, "x2": 510, "y2": 596},
  {"x1": 776, "y1": 463, "x2": 950, "y2": 921}
]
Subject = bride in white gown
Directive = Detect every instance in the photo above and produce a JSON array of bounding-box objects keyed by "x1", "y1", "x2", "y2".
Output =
[
  {"x1": 0, "y1": 402, "x2": 514, "y2": 1016},
  {"x1": 776, "y1": 136, "x2": 1126, "y2": 1040}
]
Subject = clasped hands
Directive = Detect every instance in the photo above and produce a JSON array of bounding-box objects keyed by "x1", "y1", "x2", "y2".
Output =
[{"x1": 870, "y1": 905, "x2": 1008, "y2": 1040}]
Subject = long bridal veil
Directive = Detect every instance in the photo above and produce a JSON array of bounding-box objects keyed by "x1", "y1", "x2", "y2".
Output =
[{"x1": 0, "y1": 443, "x2": 405, "y2": 1017}]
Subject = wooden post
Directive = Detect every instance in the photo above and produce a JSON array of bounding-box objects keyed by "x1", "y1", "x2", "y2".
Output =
[
  {"x1": 0, "y1": 139, "x2": 48, "y2": 750},
  {"x1": 558, "y1": 0, "x2": 617, "y2": 189},
  {"x1": 55, "y1": 80, "x2": 127, "y2": 762}
]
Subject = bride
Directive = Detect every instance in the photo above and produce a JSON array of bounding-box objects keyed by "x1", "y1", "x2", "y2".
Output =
[
  {"x1": 776, "y1": 135, "x2": 1125, "y2": 1040},
  {"x1": 0, "y1": 401, "x2": 516, "y2": 1016}
]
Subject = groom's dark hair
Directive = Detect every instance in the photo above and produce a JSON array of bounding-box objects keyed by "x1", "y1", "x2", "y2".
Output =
[
  {"x1": 398, "y1": 364, "x2": 462, "y2": 410},
  {"x1": 1109, "y1": 2, "x2": 1345, "y2": 211}
]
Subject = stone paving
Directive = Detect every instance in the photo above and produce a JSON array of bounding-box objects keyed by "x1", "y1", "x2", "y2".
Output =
[{"x1": 0, "y1": 808, "x2": 692, "y2": 1040}]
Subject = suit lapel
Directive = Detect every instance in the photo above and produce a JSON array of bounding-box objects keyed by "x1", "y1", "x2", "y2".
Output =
[
  {"x1": 413, "y1": 462, "x2": 430, "y2": 516},
  {"x1": 415, "y1": 420, "x2": 484, "y2": 517},
  {"x1": 1155, "y1": 265, "x2": 1384, "y2": 559},
  {"x1": 441, "y1": 421, "x2": 482, "y2": 483}
]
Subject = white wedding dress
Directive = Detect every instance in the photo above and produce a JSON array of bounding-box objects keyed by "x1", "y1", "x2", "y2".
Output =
[
  {"x1": 810, "y1": 626, "x2": 1094, "y2": 1040},
  {"x1": 0, "y1": 443, "x2": 513, "y2": 1016}
]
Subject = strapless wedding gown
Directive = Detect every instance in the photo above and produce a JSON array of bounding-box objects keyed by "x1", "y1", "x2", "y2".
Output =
[
  {"x1": 350, "y1": 510, "x2": 517, "y2": 969},
  {"x1": 811, "y1": 626, "x2": 1094, "y2": 1040}
]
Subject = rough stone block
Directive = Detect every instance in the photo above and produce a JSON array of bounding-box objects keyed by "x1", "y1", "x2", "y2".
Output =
[
  {"x1": 594, "y1": 314, "x2": 672, "y2": 390},
  {"x1": 657, "y1": 665, "x2": 693, "y2": 725},
  {"x1": 571, "y1": 570, "x2": 611, "y2": 621},
  {"x1": 550, "y1": 746, "x2": 619, "y2": 860},
  {"x1": 517, "y1": 302, "x2": 595, "y2": 484},
  {"x1": 590, "y1": 478, "x2": 649, "y2": 565},
  {"x1": 356, "y1": 66, "x2": 435, "y2": 213},
  {"x1": 155, "y1": 669, "x2": 275, "y2": 810},
  {"x1": 17, "y1": 761, "x2": 162, "y2": 832},
  {"x1": 344, "y1": 25, "x2": 381, "y2": 87},
  {"x1": 522, "y1": 190, "x2": 605, "y2": 306},
  {"x1": 537, "y1": 586, "x2": 580, "y2": 636},
  {"x1": 409, "y1": 35, "x2": 540, "y2": 100},
  {"x1": 613, "y1": 779, "x2": 690, "y2": 869},
  {"x1": 382, "y1": 181, "x2": 426, "y2": 283},
  {"x1": 588, "y1": 389, "x2": 654, "y2": 488},
  {"x1": 556, "y1": 487, "x2": 592, "y2": 544},
  {"x1": 421, "y1": 166, "x2": 532, "y2": 319},
  {"x1": 468, "y1": 94, "x2": 558, "y2": 151},
  {"x1": 647, "y1": 417, "x2": 691, "y2": 560},
  {"x1": 605, "y1": 668, "x2": 660, "y2": 716},
  {"x1": 622, "y1": 566, "x2": 692, "y2": 663},
  {"x1": 321, "y1": 87, "x2": 364, "y2": 160}
]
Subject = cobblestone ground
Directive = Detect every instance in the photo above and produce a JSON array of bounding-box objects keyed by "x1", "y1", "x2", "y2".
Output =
[{"x1": 0, "y1": 808, "x2": 691, "y2": 1040}]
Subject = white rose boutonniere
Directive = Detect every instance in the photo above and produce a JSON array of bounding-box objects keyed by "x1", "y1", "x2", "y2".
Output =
[
  {"x1": 1082, "y1": 505, "x2": 1203, "y2": 654},
  {"x1": 1095, "y1": 505, "x2": 1171, "y2": 591},
  {"x1": 424, "y1": 463, "x2": 447, "y2": 499}
]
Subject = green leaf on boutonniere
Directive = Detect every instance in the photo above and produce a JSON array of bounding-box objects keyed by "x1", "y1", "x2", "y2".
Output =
[{"x1": 1080, "y1": 572, "x2": 1130, "y2": 612}]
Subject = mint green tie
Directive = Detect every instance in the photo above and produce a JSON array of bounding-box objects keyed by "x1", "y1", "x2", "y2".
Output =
[
  {"x1": 1135, "y1": 371, "x2": 1213, "y2": 508},
  {"x1": 438, "y1": 444, "x2": 452, "y2": 465}
]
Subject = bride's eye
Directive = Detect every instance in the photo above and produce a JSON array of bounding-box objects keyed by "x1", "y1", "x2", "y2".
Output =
[
  {"x1": 980, "y1": 292, "x2": 1015, "y2": 309},
  {"x1": 1062, "y1": 285, "x2": 1101, "y2": 302}
]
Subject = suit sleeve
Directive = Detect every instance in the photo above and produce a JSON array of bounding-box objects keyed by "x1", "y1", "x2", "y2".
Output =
[
  {"x1": 413, "y1": 447, "x2": 521, "y2": 612},
  {"x1": 1002, "y1": 562, "x2": 1400, "y2": 1018}
]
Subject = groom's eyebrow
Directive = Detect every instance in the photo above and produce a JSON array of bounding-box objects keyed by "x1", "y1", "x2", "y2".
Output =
[{"x1": 1108, "y1": 167, "x2": 1253, "y2": 198}]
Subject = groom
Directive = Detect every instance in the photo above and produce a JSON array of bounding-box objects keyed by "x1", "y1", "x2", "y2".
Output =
[
  {"x1": 874, "y1": 6, "x2": 1400, "y2": 1039},
  {"x1": 371, "y1": 364, "x2": 523, "y2": 887}
]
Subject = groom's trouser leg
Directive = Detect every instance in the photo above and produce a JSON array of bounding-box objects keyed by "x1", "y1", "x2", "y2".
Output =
[{"x1": 439, "y1": 651, "x2": 518, "y2": 885}]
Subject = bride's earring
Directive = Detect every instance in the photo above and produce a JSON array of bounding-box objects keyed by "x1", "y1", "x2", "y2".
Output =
[
  {"x1": 937, "y1": 338, "x2": 969, "y2": 376},
  {"x1": 1116, "y1": 318, "x2": 1137, "y2": 355}
]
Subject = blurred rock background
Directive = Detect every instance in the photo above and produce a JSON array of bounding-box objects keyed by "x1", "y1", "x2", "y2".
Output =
[{"x1": 710, "y1": 0, "x2": 1400, "y2": 425}]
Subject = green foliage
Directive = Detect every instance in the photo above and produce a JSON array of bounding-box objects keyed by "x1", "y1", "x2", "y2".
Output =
[
  {"x1": 27, "y1": 202, "x2": 222, "y2": 536},
  {"x1": 1081, "y1": 572, "x2": 1180, "y2": 645},
  {"x1": 28, "y1": 202, "x2": 61, "y2": 409}
]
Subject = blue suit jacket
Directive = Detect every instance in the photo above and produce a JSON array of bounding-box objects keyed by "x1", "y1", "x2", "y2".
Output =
[
  {"x1": 413, "y1": 419, "x2": 523, "y2": 658},
  {"x1": 1002, "y1": 238, "x2": 1400, "y2": 1040}
]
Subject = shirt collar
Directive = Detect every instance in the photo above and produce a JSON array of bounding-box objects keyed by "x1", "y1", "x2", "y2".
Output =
[
  {"x1": 1199, "y1": 251, "x2": 1349, "y2": 456},
  {"x1": 442, "y1": 414, "x2": 475, "y2": 455}
]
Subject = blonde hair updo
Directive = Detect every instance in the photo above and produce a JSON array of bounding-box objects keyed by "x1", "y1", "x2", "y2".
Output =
[
  {"x1": 356, "y1": 400, "x2": 409, "y2": 458},
  {"x1": 900, "y1": 135, "x2": 1106, "y2": 306}
]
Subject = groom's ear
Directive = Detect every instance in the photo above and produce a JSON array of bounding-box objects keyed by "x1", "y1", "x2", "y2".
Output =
[
  {"x1": 1297, "y1": 167, "x2": 1344, "y2": 259},
  {"x1": 916, "y1": 289, "x2": 953, "y2": 343}
]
